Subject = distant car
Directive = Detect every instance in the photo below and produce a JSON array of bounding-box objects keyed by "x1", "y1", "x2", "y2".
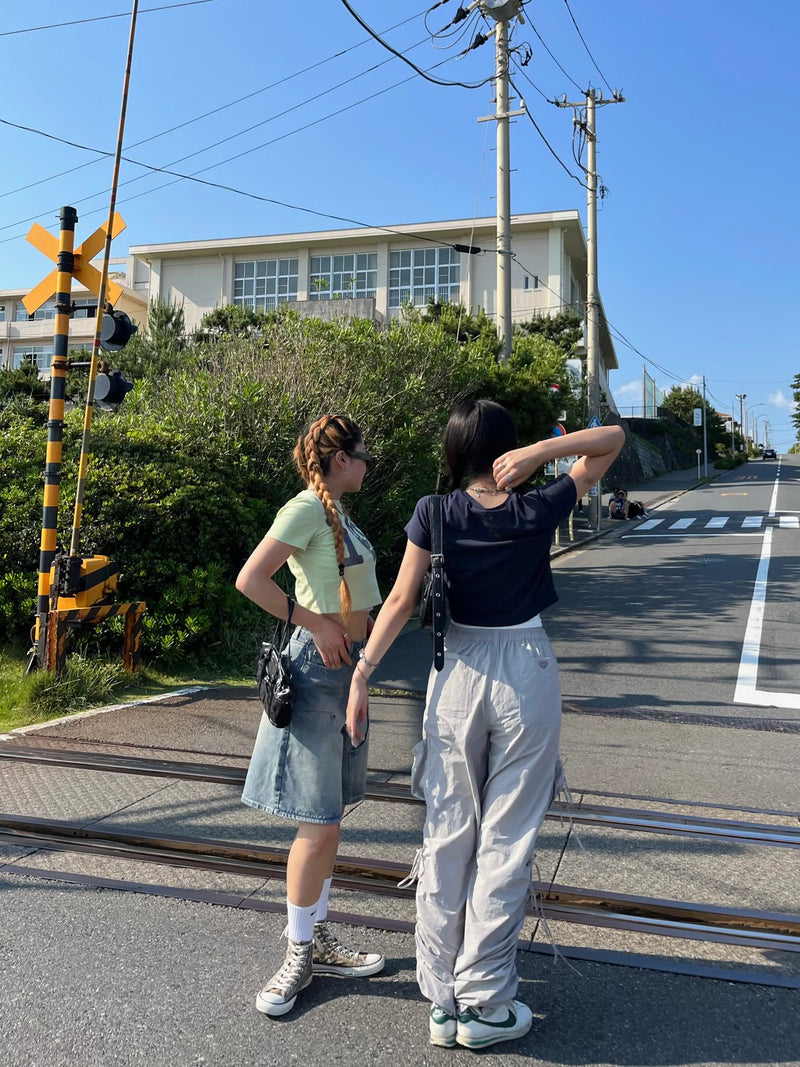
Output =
[{"x1": 762, "y1": 448, "x2": 777, "y2": 460}]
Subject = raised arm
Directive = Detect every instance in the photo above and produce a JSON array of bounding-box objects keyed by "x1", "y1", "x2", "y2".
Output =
[{"x1": 492, "y1": 424, "x2": 625, "y2": 497}]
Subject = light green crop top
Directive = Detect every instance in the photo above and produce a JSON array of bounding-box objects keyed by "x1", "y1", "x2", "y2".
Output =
[{"x1": 266, "y1": 490, "x2": 381, "y2": 614}]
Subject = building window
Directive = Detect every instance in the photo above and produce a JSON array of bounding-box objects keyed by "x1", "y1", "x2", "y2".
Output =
[
  {"x1": 15, "y1": 300, "x2": 57, "y2": 322},
  {"x1": 388, "y1": 246, "x2": 461, "y2": 309},
  {"x1": 523, "y1": 274, "x2": 540, "y2": 292},
  {"x1": 13, "y1": 345, "x2": 52, "y2": 371},
  {"x1": 234, "y1": 258, "x2": 298, "y2": 311},
  {"x1": 0, "y1": 305, "x2": 5, "y2": 323},
  {"x1": 72, "y1": 299, "x2": 98, "y2": 319},
  {"x1": 309, "y1": 253, "x2": 377, "y2": 300}
]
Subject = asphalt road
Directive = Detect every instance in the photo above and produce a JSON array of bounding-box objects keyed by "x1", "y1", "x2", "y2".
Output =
[{"x1": 545, "y1": 454, "x2": 800, "y2": 814}]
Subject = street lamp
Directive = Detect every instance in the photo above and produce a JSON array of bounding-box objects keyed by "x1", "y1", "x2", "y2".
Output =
[{"x1": 747, "y1": 403, "x2": 765, "y2": 452}]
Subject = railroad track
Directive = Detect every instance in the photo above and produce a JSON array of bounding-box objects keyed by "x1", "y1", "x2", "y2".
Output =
[
  {"x1": 1, "y1": 742, "x2": 799, "y2": 849},
  {"x1": 1, "y1": 740, "x2": 799, "y2": 988}
]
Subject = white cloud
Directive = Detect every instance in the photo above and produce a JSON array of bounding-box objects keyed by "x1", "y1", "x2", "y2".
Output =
[
  {"x1": 767, "y1": 389, "x2": 798, "y2": 412},
  {"x1": 615, "y1": 380, "x2": 640, "y2": 401}
]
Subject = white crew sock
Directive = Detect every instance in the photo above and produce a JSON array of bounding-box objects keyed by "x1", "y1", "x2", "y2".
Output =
[
  {"x1": 286, "y1": 900, "x2": 317, "y2": 943},
  {"x1": 315, "y1": 877, "x2": 333, "y2": 924}
]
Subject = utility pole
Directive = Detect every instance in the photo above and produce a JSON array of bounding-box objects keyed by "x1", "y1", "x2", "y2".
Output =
[
  {"x1": 555, "y1": 88, "x2": 624, "y2": 529},
  {"x1": 735, "y1": 393, "x2": 746, "y2": 455},
  {"x1": 478, "y1": 1, "x2": 526, "y2": 362},
  {"x1": 702, "y1": 375, "x2": 709, "y2": 477}
]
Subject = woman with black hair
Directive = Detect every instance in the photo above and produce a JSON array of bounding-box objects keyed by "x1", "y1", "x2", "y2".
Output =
[{"x1": 346, "y1": 400, "x2": 624, "y2": 1050}]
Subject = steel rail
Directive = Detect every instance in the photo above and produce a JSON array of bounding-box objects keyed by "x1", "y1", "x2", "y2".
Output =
[
  {"x1": 1, "y1": 813, "x2": 799, "y2": 951},
  {"x1": 2, "y1": 744, "x2": 799, "y2": 848}
]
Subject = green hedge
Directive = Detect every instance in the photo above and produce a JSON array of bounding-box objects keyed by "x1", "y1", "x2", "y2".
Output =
[{"x1": 0, "y1": 312, "x2": 572, "y2": 669}]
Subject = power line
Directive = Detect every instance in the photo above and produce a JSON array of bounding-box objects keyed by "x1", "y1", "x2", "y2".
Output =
[
  {"x1": 0, "y1": 42, "x2": 453, "y2": 238},
  {"x1": 527, "y1": 20, "x2": 584, "y2": 93},
  {"x1": 0, "y1": 7, "x2": 430, "y2": 202},
  {"x1": 507, "y1": 72, "x2": 587, "y2": 187},
  {"x1": 0, "y1": 0, "x2": 214, "y2": 38},
  {"x1": 0, "y1": 117, "x2": 492, "y2": 256},
  {"x1": 561, "y1": 0, "x2": 613, "y2": 95},
  {"x1": 338, "y1": 0, "x2": 493, "y2": 89}
]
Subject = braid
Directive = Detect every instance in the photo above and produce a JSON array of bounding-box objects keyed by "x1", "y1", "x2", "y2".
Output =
[{"x1": 293, "y1": 413, "x2": 361, "y2": 621}]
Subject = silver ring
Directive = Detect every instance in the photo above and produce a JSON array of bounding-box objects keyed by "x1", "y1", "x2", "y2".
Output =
[{"x1": 507, "y1": 474, "x2": 512, "y2": 483}]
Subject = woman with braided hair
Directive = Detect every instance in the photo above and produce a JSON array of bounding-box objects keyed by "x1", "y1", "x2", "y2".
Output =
[{"x1": 236, "y1": 413, "x2": 384, "y2": 1017}]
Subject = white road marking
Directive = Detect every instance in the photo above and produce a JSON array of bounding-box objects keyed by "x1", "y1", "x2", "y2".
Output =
[
  {"x1": 742, "y1": 516, "x2": 763, "y2": 528},
  {"x1": 779, "y1": 515, "x2": 800, "y2": 528},
  {"x1": 669, "y1": 518, "x2": 696, "y2": 529},
  {"x1": 768, "y1": 461, "x2": 781, "y2": 517},
  {"x1": 705, "y1": 517, "x2": 729, "y2": 528},
  {"x1": 636, "y1": 519, "x2": 664, "y2": 530},
  {"x1": 734, "y1": 528, "x2": 800, "y2": 710}
]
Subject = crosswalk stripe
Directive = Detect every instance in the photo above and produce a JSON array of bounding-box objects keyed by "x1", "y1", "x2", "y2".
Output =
[
  {"x1": 779, "y1": 515, "x2": 800, "y2": 528},
  {"x1": 742, "y1": 516, "x2": 763, "y2": 528},
  {"x1": 705, "y1": 517, "x2": 729, "y2": 528},
  {"x1": 636, "y1": 519, "x2": 664, "y2": 530},
  {"x1": 669, "y1": 518, "x2": 696, "y2": 529}
]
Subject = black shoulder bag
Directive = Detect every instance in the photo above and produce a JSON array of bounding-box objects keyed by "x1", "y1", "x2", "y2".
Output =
[
  {"x1": 418, "y1": 495, "x2": 446, "y2": 671},
  {"x1": 256, "y1": 597, "x2": 295, "y2": 728}
]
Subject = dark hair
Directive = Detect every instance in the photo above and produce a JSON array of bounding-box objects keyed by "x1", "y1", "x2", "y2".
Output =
[{"x1": 443, "y1": 399, "x2": 518, "y2": 490}]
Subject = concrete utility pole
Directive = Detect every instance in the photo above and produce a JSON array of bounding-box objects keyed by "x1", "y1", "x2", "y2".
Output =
[
  {"x1": 702, "y1": 375, "x2": 709, "y2": 477},
  {"x1": 478, "y1": 1, "x2": 525, "y2": 363},
  {"x1": 736, "y1": 393, "x2": 746, "y2": 453},
  {"x1": 555, "y1": 88, "x2": 624, "y2": 528}
]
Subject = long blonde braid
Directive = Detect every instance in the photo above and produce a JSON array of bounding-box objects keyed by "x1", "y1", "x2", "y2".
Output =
[{"x1": 293, "y1": 413, "x2": 363, "y2": 621}]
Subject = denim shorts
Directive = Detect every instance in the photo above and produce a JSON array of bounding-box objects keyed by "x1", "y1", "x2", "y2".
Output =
[{"x1": 241, "y1": 628, "x2": 370, "y2": 825}]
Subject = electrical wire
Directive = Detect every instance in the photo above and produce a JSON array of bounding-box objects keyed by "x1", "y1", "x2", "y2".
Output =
[
  {"x1": 507, "y1": 73, "x2": 587, "y2": 188},
  {"x1": 0, "y1": 0, "x2": 214, "y2": 38},
  {"x1": 0, "y1": 39, "x2": 452, "y2": 237},
  {"x1": 338, "y1": 0, "x2": 493, "y2": 89},
  {"x1": 561, "y1": 0, "x2": 613, "y2": 95},
  {"x1": 528, "y1": 20, "x2": 584, "y2": 93},
  {"x1": 0, "y1": 7, "x2": 430, "y2": 202},
  {"x1": 0, "y1": 114, "x2": 494, "y2": 255}
]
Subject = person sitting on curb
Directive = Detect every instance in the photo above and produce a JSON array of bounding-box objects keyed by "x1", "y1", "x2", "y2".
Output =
[{"x1": 608, "y1": 487, "x2": 628, "y2": 519}]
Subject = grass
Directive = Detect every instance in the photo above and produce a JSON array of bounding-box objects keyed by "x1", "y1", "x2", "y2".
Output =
[{"x1": 0, "y1": 649, "x2": 248, "y2": 732}]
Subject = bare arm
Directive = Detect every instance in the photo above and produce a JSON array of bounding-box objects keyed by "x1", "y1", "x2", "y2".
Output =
[
  {"x1": 235, "y1": 535, "x2": 352, "y2": 667},
  {"x1": 346, "y1": 539, "x2": 431, "y2": 744},
  {"x1": 492, "y1": 425, "x2": 625, "y2": 497}
]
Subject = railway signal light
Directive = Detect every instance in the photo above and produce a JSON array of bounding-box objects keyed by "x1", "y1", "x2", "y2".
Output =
[
  {"x1": 100, "y1": 306, "x2": 138, "y2": 351},
  {"x1": 95, "y1": 368, "x2": 134, "y2": 409}
]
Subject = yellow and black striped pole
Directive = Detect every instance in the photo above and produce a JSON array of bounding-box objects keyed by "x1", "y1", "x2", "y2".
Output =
[{"x1": 34, "y1": 205, "x2": 77, "y2": 669}]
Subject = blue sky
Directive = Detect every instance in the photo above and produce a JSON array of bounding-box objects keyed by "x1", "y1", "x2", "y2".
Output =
[{"x1": 1, "y1": 0, "x2": 798, "y2": 449}]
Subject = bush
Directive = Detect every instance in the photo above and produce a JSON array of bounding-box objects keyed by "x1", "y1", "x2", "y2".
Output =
[{"x1": 0, "y1": 311, "x2": 575, "y2": 668}]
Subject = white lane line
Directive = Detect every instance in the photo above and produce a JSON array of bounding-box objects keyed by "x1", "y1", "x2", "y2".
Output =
[
  {"x1": 742, "y1": 515, "x2": 763, "y2": 528},
  {"x1": 734, "y1": 528, "x2": 800, "y2": 710},
  {"x1": 705, "y1": 517, "x2": 729, "y2": 528},
  {"x1": 669, "y1": 518, "x2": 696, "y2": 529},
  {"x1": 768, "y1": 462, "x2": 781, "y2": 517},
  {"x1": 622, "y1": 532, "x2": 764, "y2": 539}
]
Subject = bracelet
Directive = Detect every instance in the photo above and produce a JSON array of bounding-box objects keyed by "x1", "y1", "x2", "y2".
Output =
[
  {"x1": 358, "y1": 648, "x2": 380, "y2": 671},
  {"x1": 355, "y1": 662, "x2": 371, "y2": 682}
]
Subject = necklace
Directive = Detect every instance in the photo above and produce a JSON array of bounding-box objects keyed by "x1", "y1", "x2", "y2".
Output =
[{"x1": 467, "y1": 483, "x2": 510, "y2": 496}]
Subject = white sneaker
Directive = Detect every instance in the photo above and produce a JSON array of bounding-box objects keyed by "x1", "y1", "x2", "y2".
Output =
[
  {"x1": 456, "y1": 999, "x2": 533, "y2": 1049},
  {"x1": 255, "y1": 939, "x2": 313, "y2": 1017},
  {"x1": 429, "y1": 1005, "x2": 457, "y2": 1047}
]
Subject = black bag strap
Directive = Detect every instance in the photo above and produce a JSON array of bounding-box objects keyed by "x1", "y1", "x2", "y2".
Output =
[
  {"x1": 429, "y1": 495, "x2": 445, "y2": 671},
  {"x1": 274, "y1": 595, "x2": 295, "y2": 650}
]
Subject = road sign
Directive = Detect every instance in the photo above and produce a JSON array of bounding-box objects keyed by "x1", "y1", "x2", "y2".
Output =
[
  {"x1": 23, "y1": 213, "x2": 126, "y2": 314},
  {"x1": 588, "y1": 415, "x2": 601, "y2": 428}
]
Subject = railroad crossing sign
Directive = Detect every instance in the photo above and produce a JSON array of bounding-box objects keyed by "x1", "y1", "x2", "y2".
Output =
[{"x1": 23, "y1": 212, "x2": 126, "y2": 315}]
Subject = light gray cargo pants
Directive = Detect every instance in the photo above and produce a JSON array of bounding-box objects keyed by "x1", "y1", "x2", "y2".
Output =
[{"x1": 410, "y1": 619, "x2": 563, "y2": 1014}]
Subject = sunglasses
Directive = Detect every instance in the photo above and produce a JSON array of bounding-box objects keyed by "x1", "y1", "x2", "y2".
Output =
[{"x1": 345, "y1": 449, "x2": 373, "y2": 463}]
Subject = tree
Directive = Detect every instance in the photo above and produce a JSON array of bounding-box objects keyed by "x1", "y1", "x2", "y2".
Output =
[
  {"x1": 791, "y1": 373, "x2": 800, "y2": 436},
  {"x1": 662, "y1": 385, "x2": 728, "y2": 450},
  {"x1": 113, "y1": 298, "x2": 187, "y2": 380},
  {"x1": 515, "y1": 310, "x2": 584, "y2": 355}
]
